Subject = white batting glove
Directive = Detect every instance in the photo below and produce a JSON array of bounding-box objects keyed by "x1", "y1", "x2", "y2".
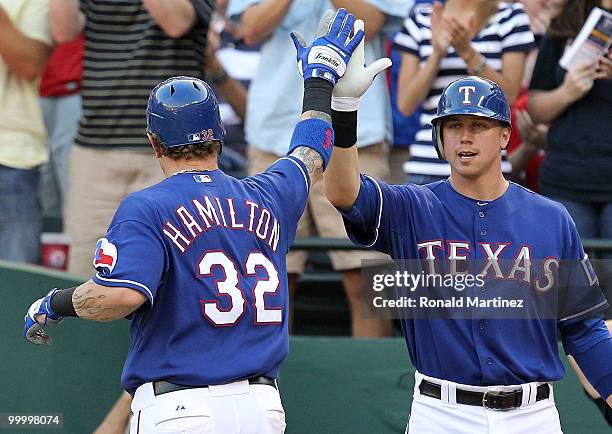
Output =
[{"x1": 332, "y1": 19, "x2": 392, "y2": 111}]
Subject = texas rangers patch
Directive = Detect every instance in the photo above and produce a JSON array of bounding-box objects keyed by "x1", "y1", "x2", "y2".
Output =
[{"x1": 93, "y1": 238, "x2": 118, "y2": 273}]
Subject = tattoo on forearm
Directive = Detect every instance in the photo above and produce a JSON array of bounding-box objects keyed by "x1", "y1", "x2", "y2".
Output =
[
  {"x1": 292, "y1": 146, "x2": 324, "y2": 179},
  {"x1": 301, "y1": 110, "x2": 332, "y2": 124},
  {"x1": 73, "y1": 287, "x2": 116, "y2": 322}
]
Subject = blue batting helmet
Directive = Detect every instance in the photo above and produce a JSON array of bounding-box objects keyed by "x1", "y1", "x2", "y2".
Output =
[
  {"x1": 147, "y1": 76, "x2": 225, "y2": 150},
  {"x1": 431, "y1": 76, "x2": 511, "y2": 159}
]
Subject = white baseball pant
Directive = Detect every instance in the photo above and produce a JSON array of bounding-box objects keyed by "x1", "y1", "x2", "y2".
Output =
[
  {"x1": 406, "y1": 371, "x2": 564, "y2": 434},
  {"x1": 130, "y1": 379, "x2": 285, "y2": 433}
]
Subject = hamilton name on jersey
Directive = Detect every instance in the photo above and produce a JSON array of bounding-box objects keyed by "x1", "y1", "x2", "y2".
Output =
[{"x1": 161, "y1": 194, "x2": 280, "y2": 253}]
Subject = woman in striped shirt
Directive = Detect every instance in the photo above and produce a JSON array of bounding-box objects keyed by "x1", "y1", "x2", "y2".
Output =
[{"x1": 394, "y1": 0, "x2": 535, "y2": 183}]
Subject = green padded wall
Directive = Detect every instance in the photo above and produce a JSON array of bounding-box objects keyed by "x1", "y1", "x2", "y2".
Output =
[
  {"x1": 0, "y1": 261, "x2": 128, "y2": 433},
  {"x1": 1, "y1": 262, "x2": 609, "y2": 433},
  {"x1": 281, "y1": 337, "x2": 610, "y2": 434}
]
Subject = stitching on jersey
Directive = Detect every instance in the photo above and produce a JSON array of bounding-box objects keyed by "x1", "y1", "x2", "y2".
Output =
[
  {"x1": 364, "y1": 174, "x2": 383, "y2": 248},
  {"x1": 559, "y1": 300, "x2": 608, "y2": 322},
  {"x1": 279, "y1": 157, "x2": 309, "y2": 194}
]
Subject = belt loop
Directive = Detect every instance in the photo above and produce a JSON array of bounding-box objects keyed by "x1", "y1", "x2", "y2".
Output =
[
  {"x1": 520, "y1": 383, "x2": 538, "y2": 407},
  {"x1": 413, "y1": 371, "x2": 423, "y2": 399},
  {"x1": 520, "y1": 384, "x2": 530, "y2": 407},
  {"x1": 547, "y1": 383, "x2": 554, "y2": 402},
  {"x1": 440, "y1": 381, "x2": 449, "y2": 404},
  {"x1": 528, "y1": 383, "x2": 538, "y2": 405},
  {"x1": 447, "y1": 381, "x2": 457, "y2": 406}
]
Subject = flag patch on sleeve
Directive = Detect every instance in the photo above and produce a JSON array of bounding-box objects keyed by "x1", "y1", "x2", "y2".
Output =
[{"x1": 93, "y1": 238, "x2": 118, "y2": 273}]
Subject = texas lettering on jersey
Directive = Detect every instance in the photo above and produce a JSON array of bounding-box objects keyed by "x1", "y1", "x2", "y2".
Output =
[
  {"x1": 416, "y1": 240, "x2": 562, "y2": 292},
  {"x1": 162, "y1": 195, "x2": 281, "y2": 254}
]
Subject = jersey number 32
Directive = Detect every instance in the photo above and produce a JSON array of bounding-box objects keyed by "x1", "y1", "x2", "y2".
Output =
[{"x1": 198, "y1": 251, "x2": 281, "y2": 326}]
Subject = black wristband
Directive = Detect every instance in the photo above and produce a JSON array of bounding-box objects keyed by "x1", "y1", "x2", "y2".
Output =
[
  {"x1": 302, "y1": 78, "x2": 333, "y2": 116},
  {"x1": 50, "y1": 287, "x2": 78, "y2": 317},
  {"x1": 332, "y1": 109, "x2": 357, "y2": 148}
]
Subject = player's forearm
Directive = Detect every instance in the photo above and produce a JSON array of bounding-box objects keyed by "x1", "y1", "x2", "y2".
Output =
[
  {"x1": 49, "y1": 0, "x2": 85, "y2": 44},
  {"x1": 324, "y1": 106, "x2": 360, "y2": 208},
  {"x1": 325, "y1": 146, "x2": 360, "y2": 210},
  {"x1": 561, "y1": 317, "x2": 612, "y2": 402},
  {"x1": 141, "y1": 0, "x2": 196, "y2": 38},
  {"x1": 241, "y1": 0, "x2": 293, "y2": 45},
  {"x1": 288, "y1": 76, "x2": 334, "y2": 183},
  {"x1": 397, "y1": 52, "x2": 443, "y2": 116},
  {"x1": 330, "y1": 0, "x2": 384, "y2": 40},
  {"x1": 290, "y1": 110, "x2": 329, "y2": 183},
  {"x1": 290, "y1": 145, "x2": 324, "y2": 184},
  {"x1": 71, "y1": 280, "x2": 147, "y2": 322}
]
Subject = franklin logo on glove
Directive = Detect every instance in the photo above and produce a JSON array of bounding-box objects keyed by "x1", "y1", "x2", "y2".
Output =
[
  {"x1": 313, "y1": 50, "x2": 341, "y2": 70},
  {"x1": 291, "y1": 8, "x2": 363, "y2": 85}
]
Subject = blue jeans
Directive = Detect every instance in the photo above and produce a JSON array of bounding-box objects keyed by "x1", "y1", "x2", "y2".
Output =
[
  {"x1": 39, "y1": 93, "x2": 81, "y2": 218},
  {"x1": 0, "y1": 165, "x2": 42, "y2": 263},
  {"x1": 548, "y1": 196, "x2": 612, "y2": 318}
]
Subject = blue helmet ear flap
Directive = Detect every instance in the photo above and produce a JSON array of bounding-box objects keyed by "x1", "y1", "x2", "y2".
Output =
[
  {"x1": 146, "y1": 76, "x2": 225, "y2": 152},
  {"x1": 430, "y1": 76, "x2": 511, "y2": 159},
  {"x1": 432, "y1": 119, "x2": 445, "y2": 159}
]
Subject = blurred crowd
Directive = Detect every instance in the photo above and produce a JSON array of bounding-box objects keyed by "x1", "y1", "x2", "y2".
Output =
[{"x1": 1, "y1": 0, "x2": 611, "y2": 337}]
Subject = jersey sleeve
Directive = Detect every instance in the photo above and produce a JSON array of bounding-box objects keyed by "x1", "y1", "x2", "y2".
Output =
[
  {"x1": 558, "y1": 213, "x2": 609, "y2": 323},
  {"x1": 91, "y1": 196, "x2": 167, "y2": 306},
  {"x1": 339, "y1": 174, "x2": 405, "y2": 255},
  {"x1": 243, "y1": 156, "x2": 310, "y2": 249}
]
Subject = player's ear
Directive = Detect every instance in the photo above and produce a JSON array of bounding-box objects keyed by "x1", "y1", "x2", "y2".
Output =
[
  {"x1": 499, "y1": 126, "x2": 511, "y2": 151},
  {"x1": 147, "y1": 132, "x2": 163, "y2": 158}
]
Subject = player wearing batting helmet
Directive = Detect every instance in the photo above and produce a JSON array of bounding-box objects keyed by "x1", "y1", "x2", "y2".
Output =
[
  {"x1": 325, "y1": 71, "x2": 612, "y2": 432},
  {"x1": 23, "y1": 9, "x2": 364, "y2": 433}
]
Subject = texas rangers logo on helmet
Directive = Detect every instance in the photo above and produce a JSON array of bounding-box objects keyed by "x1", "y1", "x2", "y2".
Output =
[
  {"x1": 458, "y1": 86, "x2": 476, "y2": 104},
  {"x1": 93, "y1": 238, "x2": 118, "y2": 273}
]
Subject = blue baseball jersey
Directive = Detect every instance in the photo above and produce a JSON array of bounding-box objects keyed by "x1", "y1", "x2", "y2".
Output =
[
  {"x1": 341, "y1": 176, "x2": 608, "y2": 386},
  {"x1": 91, "y1": 157, "x2": 310, "y2": 394}
]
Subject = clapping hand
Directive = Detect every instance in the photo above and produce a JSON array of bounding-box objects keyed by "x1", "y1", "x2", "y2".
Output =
[
  {"x1": 430, "y1": 1, "x2": 452, "y2": 55},
  {"x1": 515, "y1": 109, "x2": 547, "y2": 151}
]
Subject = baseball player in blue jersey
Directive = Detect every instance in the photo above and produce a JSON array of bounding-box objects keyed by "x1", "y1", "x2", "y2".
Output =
[
  {"x1": 324, "y1": 36, "x2": 612, "y2": 432},
  {"x1": 22, "y1": 9, "x2": 363, "y2": 433}
]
